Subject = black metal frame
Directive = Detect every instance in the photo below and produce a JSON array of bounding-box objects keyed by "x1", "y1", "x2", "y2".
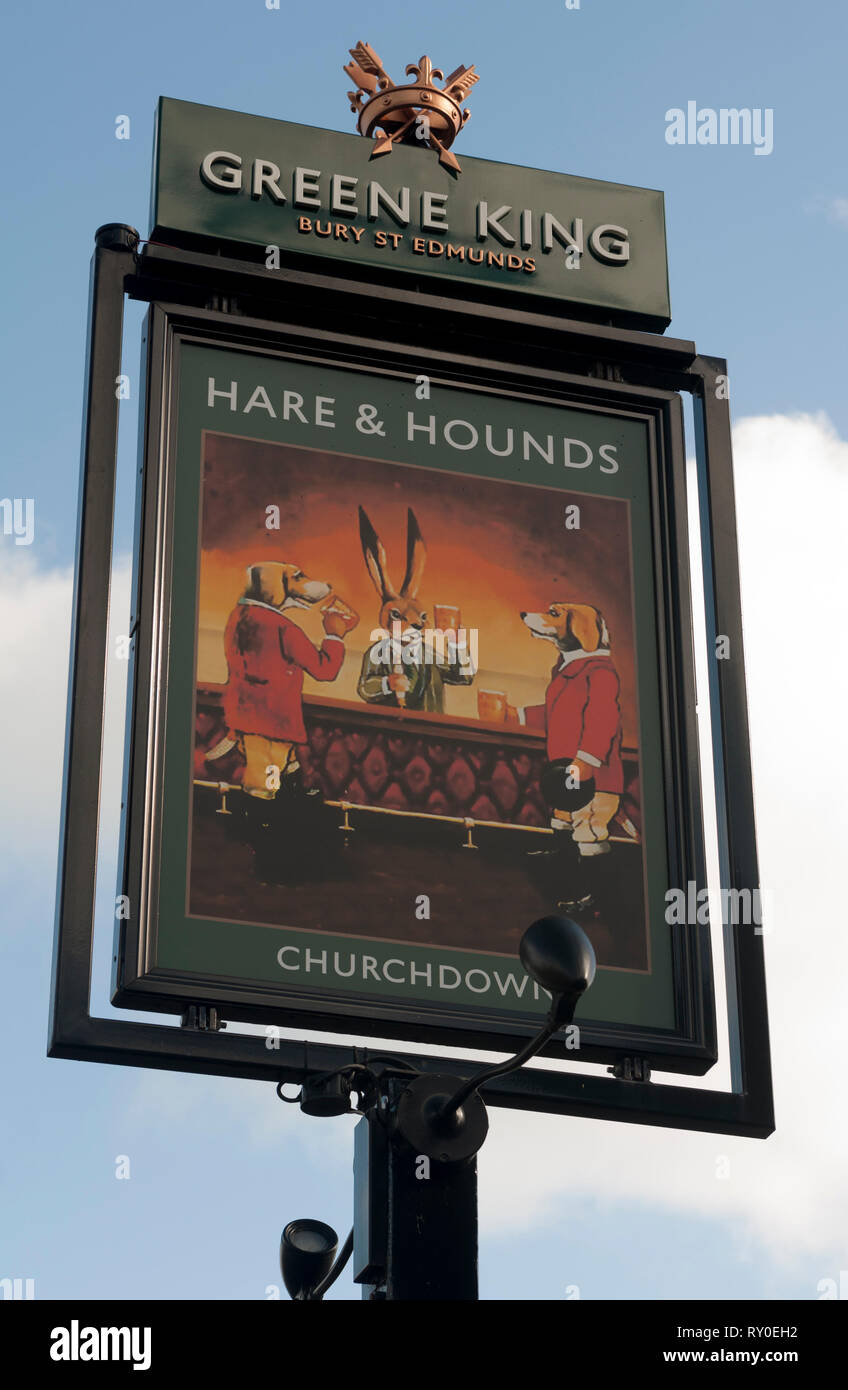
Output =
[
  {"x1": 49, "y1": 227, "x2": 774, "y2": 1137},
  {"x1": 112, "y1": 302, "x2": 713, "y2": 1073}
]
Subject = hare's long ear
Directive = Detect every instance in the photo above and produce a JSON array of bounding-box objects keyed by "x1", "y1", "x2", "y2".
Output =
[
  {"x1": 401, "y1": 508, "x2": 427, "y2": 599},
  {"x1": 359, "y1": 506, "x2": 395, "y2": 601}
]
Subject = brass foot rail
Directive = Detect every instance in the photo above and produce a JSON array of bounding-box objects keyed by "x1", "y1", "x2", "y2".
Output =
[{"x1": 192, "y1": 779, "x2": 640, "y2": 847}]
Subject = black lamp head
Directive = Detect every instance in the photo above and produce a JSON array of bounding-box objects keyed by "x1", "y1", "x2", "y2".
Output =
[
  {"x1": 298, "y1": 1071, "x2": 352, "y2": 1117},
  {"x1": 519, "y1": 915, "x2": 596, "y2": 1025},
  {"x1": 280, "y1": 1219, "x2": 338, "y2": 1300}
]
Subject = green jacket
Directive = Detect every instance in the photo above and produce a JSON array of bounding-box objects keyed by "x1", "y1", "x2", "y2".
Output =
[{"x1": 357, "y1": 648, "x2": 474, "y2": 713}]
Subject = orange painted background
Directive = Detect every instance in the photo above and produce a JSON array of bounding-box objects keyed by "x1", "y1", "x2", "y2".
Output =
[{"x1": 197, "y1": 433, "x2": 640, "y2": 743}]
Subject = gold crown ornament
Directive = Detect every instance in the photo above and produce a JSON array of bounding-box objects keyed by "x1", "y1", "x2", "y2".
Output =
[{"x1": 344, "y1": 41, "x2": 479, "y2": 173}]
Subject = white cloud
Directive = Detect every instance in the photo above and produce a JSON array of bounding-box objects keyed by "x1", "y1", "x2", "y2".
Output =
[
  {"x1": 828, "y1": 197, "x2": 848, "y2": 228},
  {"x1": 0, "y1": 552, "x2": 131, "y2": 884},
  {"x1": 480, "y1": 411, "x2": 848, "y2": 1264},
  {"x1": 123, "y1": 1066, "x2": 357, "y2": 1174},
  {"x1": 0, "y1": 551, "x2": 135, "y2": 828},
  {"x1": 7, "y1": 411, "x2": 848, "y2": 1268},
  {"x1": 0, "y1": 553, "x2": 72, "y2": 861}
]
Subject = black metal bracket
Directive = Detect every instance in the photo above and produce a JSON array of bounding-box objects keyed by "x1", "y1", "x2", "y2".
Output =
[
  {"x1": 180, "y1": 1005, "x2": 226, "y2": 1032},
  {"x1": 609, "y1": 1058, "x2": 653, "y2": 1083}
]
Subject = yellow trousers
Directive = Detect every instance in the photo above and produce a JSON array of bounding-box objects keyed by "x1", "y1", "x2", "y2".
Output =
[
  {"x1": 239, "y1": 735, "x2": 298, "y2": 799},
  {"x1": 553, "y1": 792, "x2": 619, "y2": 856}
]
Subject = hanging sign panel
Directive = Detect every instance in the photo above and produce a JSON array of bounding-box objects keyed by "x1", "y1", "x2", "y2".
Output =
[
  {"x1": 114, "y1": 312, "x2": 714, "y2": 1070},
  {"x1": 150, "y1": 97, "x2": 671, "y2": 329}
]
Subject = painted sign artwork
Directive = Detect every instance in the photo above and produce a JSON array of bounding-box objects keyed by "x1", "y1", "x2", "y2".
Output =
[
  {"x1": 191, "y1": 436, "x2": 648, "y2": 977},
  {"x1": 125, "y1": 341, "x2": 684, "y2": 1045}
]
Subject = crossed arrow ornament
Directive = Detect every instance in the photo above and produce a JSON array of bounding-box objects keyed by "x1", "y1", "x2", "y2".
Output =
[{"x1": 344, "y1": 41, "x2": 479, "y2": 173}]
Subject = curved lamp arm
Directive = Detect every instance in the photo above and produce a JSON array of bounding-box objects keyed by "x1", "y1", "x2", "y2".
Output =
[
  {"x1": 437, "y1": 914, "x2": 596, "y2": 1129},
  {"x1": 439, "y1": 1017, "x2": 560, "y2": 1123},
  {"x1": 308, "y1": 1228, "x2": 354, "y2": 1301}
]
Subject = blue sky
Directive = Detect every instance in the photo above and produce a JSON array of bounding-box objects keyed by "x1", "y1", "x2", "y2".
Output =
[{"x1": 2, "y1": 0, "x2": 847, "y2": 1301}]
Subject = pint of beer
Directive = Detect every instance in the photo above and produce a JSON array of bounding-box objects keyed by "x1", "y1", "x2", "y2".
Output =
[
  {"x1": 433, "y1": 604, "x2": 461, "y2": 631},
  {"x1": 478, "y1": 689, "x2": 507, "y2": 723}
]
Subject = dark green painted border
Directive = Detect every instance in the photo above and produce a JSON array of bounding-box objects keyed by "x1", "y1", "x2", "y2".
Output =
[{"x1": 151, "y1": 342, "x2": 675, "y2": 1031}]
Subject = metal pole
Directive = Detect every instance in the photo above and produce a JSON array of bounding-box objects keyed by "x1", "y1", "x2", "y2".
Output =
[
  {"x1": 49, "y1": 224, "x2": 138, "y2": 1041},
  {"x1": 353, "y1": 1079, "x2": 479, "y2": 1300}
]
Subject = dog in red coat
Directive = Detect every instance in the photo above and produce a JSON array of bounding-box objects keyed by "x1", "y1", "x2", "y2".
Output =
[
  {"x1": 512, "y1": 601, "x2": 624, "y2": 917},
  {"x1": 212, "y1": 561, "x2": 358, "y2": 883}
]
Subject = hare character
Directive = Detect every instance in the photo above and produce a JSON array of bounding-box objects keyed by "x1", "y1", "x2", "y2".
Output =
[{"x1": 356, "y1": 506, "x2": 474, "y2": 714}]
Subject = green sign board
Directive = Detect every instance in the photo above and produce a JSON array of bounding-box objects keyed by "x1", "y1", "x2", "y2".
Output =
[
  {"x1": 150, "y1": 97, "x2": 671, "y2": 330},
  {"x1": 115, "y1": 314, "x2": 712, "y2": 1071}
]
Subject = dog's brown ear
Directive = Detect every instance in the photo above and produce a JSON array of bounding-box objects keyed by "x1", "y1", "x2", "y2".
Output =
[
  {"x1": 359, "y1": 506, "x2": 396, "y2": 601},
  {"x1": 566, "y1": 604, "x2": 602, "y2": 651},
  {"x1": 246, "y1": 565, "x2": 264, "y2": 600},
  {"x1": 401, "y1": 508, "x2": 427, "y2": 599},
  {"x1": 246, "y1": 563, "x2": 286, "y2": 607}
]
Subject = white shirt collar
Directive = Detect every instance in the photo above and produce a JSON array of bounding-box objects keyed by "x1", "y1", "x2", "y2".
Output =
[
  {"x1": 238, "y1": 597, "x2": 305, "y2": 614},
  {"x1": 557, "y1": 647, "x2": 611, "y2": 671}
]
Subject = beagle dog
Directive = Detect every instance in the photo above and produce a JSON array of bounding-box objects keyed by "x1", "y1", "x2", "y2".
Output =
[
  {"x1": 517, "y1": 599, "x2": 624, "y2": 891},
  {"x1": 520, "y1": 601, "x2": 611, "y2": 654},
  {"x1": 243, "y1": 561, "x2": 332, "y2": 612}
]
